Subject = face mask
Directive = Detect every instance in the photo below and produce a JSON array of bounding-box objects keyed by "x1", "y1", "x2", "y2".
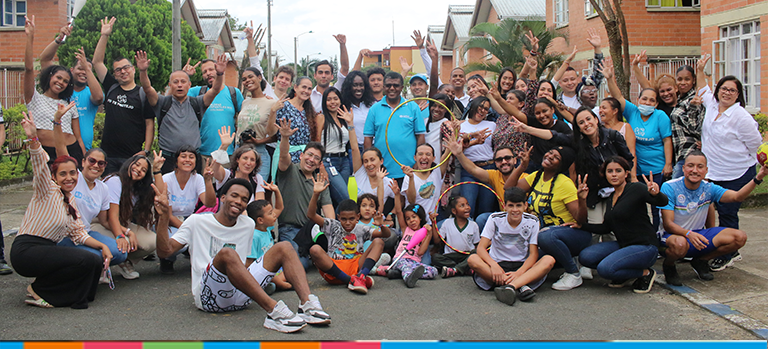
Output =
[{"x1": 637, "y1": 104, "x2": 656, "y2": 116}]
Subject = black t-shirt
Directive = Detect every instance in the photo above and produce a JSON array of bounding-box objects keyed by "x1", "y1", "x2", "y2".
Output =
[
  {"x1": 101, "y1": 73, "x2": 154, "y2": 158},
  {"x1": 525, "y1": 117, "x2": 573, "y2": 173},
  {"x1": 658, "y1": 102, "x2": 673, "y2": 119}
]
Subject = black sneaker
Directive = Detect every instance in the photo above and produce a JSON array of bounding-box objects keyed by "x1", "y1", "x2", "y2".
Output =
[
  {"x1": 709, "y1": 251, "x2": 740, "y2": 272},
  {"x1": 516, "y1": 285, "x2": 536, "y2": 302},
  {"x1": 144, "y1": 253, "x2": 157, "y2": 261},
  {"x1": 404, "y1": 265, "x2": 424, "y2": 288},
  {"x1": 608, "y1": 279, "x2": 629, "y2": 288},
  {"x1": 386, "y1": 268, "x2": 402, "y2": 279},
  {"x1": 494, "y1": 285, "x2": 517, "y2": 305},
  {"x1": 0, "y1": 261, "x2": 12, "y2": 275},
  {"x1": 662, "y1": 263, "x2": 682, "y2": 286},
  {"x1": 691, "y1": 258, "x2": 714, "y2": 281},
  {"x1": 632, "y1": 269, "x2": 656, "y2": 294},
  {"x1": 160, "y1": 259, "x2": 175, "y2": 275}
]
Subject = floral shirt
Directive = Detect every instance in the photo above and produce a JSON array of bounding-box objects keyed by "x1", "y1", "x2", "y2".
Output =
[
  {"x1": 492, "y1": 113, "x2": 531, "y2": 155},
  {"x1": 275, "y1": 101, "x2": 312, "y2": 163}
]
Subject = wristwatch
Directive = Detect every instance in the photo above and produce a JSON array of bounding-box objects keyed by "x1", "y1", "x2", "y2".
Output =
[{"x1": 754, "y1": 177, "x2": 763, "y2": 185}]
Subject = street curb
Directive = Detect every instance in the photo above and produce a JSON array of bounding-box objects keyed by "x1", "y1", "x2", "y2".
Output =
[{"x1": 656, "y1": 275, "x2": 768, "y2": 339}]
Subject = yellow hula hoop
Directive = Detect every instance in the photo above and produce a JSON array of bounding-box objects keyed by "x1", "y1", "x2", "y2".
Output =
[
  {"x1": 384, "y1": 97, "x2": 458, "y2": 173},
  {"x1": 434, "y1": 181, "x2": 504, "y2": 255}
]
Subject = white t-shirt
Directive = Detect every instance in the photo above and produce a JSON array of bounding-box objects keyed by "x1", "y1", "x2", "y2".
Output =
[
  {"x1": 163, "y1": 172, "x2": 207, "y2": 217},
  {"x1": 354, "y1": 166, "x2": 395, "y2": 200},
  {"x1": 460, "y1": 120, "x2": 496, "y2": 162},
  {"x1": 215, "y1": 168, "x2": 265, "y2": 203},
  {"x1": 440, "y1": 217, "x2": 480, "y2": 254},
  {"x1": 172, "y1": 213, "x2": 255, "y2": 310},
  {"x1": 351, "y1": 103, "x2": 371, "y2": 145},
  {"x1": 481, "y1": 212, "x2": 539, "y2": 263},
  {"x1": 105, "y1": 176, "x2": 137, "y2": 206},
  {"x1": 321, "y1": 121, "x2": 349, "y2": 154},
  {"x1": 73, "y1": 172, "x2": 110, "y2": 231},
  {"x1": 425, "y1": 119, "x2": 446, "y2": 156},
  {"x1": 562, "y1": 94, "x2": 581, "y2": 110},
  {"x1": 401, "y1": 169, "x2": 443, "y2": 215}
]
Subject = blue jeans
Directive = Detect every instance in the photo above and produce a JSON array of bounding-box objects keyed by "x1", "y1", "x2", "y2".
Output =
[
  {"x1": 637, "y1": 172, "x2": 665, "y2": 231},
  {"x1": 538, "y1": 226, "x2": 593, "y2": 274},
  {"x1": 476, "y1": 212, "x2": 492, "y2": 234},
  {"x1": 579, "y1": 242, "x2": 658, "y2": 280},
  {"x1": 460, "y1": 163, "x2": 498, "y2": 218},
  {"x1": 278, "y1": 224, "x2": 312, "y2": 270},
  {"x1": 713, "y1": 166, "x2": 755, "y2": 230},
  {"x1": 324, "y1": 155, "x2": 351, "y2": 206},
  {"x1": 58, "y1": 231, "x2": 128, "y2": 266},
  {"x1": 252, "y1": 144, "x2": 271, "y2": 182},
  {"x1": 672, "y1": 159, "x2": 685, "y2": 179}
]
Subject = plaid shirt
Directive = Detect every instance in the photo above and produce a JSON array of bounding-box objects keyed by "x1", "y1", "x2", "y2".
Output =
[{"x1": 669, "y1": 89, "x2": 705, "y2": 162}]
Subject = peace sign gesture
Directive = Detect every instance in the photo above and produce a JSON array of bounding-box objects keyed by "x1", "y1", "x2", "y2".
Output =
[
  {"x1": 151, "y1": 183, "x2": 170, "y2": 216},
  {"x1": 576, "y1": 174, "x2": 589, "y2": 200},
  {"x1": 202, "y1": 158, "x2": 214, "y2": 182},
  {"x1": 152, "y1": 150, "x2": 166, "y2": 171},
  {"x1": 182, "y1": 58, "x2": 200, "y2": 77},
  {"x1": 642, "y1": 171, "x2": 660, "y2": 196}
]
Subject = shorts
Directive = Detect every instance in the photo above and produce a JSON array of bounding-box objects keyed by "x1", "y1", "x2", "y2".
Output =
[
  {"x1": 660, "y1": 227, "x2": 725, "y2": 258},
  {"x1": 318, "y1": 257, "x2": 360, "y2": 285},
  {"x1": 473, "y1": 260, "x2": 546, "y2": 291},
  {"x1": 198, "y1": 257, "x2": 276, "y2": 313}
]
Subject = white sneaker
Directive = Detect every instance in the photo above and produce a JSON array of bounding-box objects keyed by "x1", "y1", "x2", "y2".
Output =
[
  {"x1": 117, "y1": 260, "x2": 140, "y2": 280},
  {"x1": 372, "y1": 253, "x2": 391, "y2": 272},
  {"x1": 552, "y1": 272, "x2": 583, "y2": 290},
  {"x1": 579, "y1": 266, "x2": 594, "y2": 280},
  {"x1": 264, "y1": 300, "x2": 306, "y2": 333},
  {"x1": 297, "y1": 294, "x2": 331, "y2": 325}
]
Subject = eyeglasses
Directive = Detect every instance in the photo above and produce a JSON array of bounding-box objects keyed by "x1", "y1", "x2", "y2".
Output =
[
  {"x1": 114, "y1": 64, "x2": 133, "y2": 73},
  {"x1": 719, "y1": 87, "x2": 739, "y2": 95},
  {"x1": 304, "y1": 153, "x2": 322, "y2": 162},
  {"x1": 494, "y1": 155, "x2": 514, "y2": 163},
  {"x1": 385, "y1": 83, "x2": 401, "y2": 88},
  {"x1": 86, "y1": 157, "x2": 107, "y2": 168}
]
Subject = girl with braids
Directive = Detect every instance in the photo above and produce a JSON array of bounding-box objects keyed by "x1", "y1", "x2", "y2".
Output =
[
  {"x1": 104, "y1": 151, "x2": 164, "y2": 280},
  {"x1": 10, "y1": 109, "x2": 112, "y2": 309}
]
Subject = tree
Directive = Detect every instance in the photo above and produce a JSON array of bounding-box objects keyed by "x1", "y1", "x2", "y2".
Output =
[
  {"x1": 227, "y1": 15, "x2": 247, "y2": 31},
  {"x1": 589, "y1": 0, "x2": 631, "y2": 97},
  {"x1": 57, "y1": 0, "x2": 208, "y2": 90},
  {"x1": 462, "y1": 17, "x2": 565, "y2": 79}
]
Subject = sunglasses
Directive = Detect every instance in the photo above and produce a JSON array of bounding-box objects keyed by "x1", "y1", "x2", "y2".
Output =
[
  {"x1": 86, "y1": 157, "x2": 107, "y2": 168},
  {"x1": 385, "y1": 83, "x2": 401, "y2": 88},
  {"x1": 494, "y1": 155, "x2": 514, "y2": 163}
]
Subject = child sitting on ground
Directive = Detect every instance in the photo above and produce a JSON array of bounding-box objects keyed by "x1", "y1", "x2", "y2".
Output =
[
  {"x1": 467, "y1": 187, "x2": 555, "y2": 305},
  {"x1": 307, "y1": 177, "x2": 391, "y2": 295},
  {"x1": 245, "y1": 182, "x2": 291, "y2": 294},
  {"x1": 430, "y1": 195, "x2": 480, "y2": 277},
  {"x1": 372, "y1": 181, "x2": 438, "y2": 288},
  {"x1": 357, "y1": 193, "x2": 393, "y2": 269}
]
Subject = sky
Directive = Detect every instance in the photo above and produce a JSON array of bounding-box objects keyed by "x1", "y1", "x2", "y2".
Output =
[{"x1": 192, "y1": 0, "x2": 472, "y2": 66}]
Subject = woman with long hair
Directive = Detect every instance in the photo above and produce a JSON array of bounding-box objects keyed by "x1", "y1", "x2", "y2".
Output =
[
  {"x1": 212, "y1": 127, "x2": 266, "y2": 203},
  {"x1": 316, "y1": 87, "x2": 353, "y2": 205},
  {"x1": 237, "y1": 66, "x2": 281, "y2": 180},
  {"x1": 496, "y1": 67, "x2": 517, "y2": 97},
  {"x1": 600, "y1": 97, "x2": 637, "y2": 172},
  {"x1": 270, "y1": 76, "x2": 316, "y2": 179},
  {"x1": 10, "y1": 109, "x2": 112, "y2": 309},
  {"x1": 23, "y1": 16, "x2": 84, "y2": 165},
  {"x1": 458, "y1": 97, "x2": 498, "y2": 217}
]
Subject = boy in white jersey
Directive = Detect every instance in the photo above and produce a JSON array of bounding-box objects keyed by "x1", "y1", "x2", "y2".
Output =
[
  {"x1": 467, "y1": 187, "x2": 555, "y2": 305},
  {"x1": 660, "y1": 150, "x2": 766, "y2": 285}
]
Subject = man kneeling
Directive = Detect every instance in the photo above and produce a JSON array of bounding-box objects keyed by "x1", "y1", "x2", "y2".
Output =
[
  {"x1": 154, "y1": 178, "x2": 331, "y2": 333},
  {"x1": 660, "y1": 150, "x2": 766, "y2": 285}
]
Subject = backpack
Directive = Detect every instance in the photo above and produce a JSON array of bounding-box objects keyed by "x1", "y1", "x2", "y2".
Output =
[
  {"x1": 106, "y1": 83, "x2": 147, "y2": 109},
  {"x1": 198, "y1": 85, "x2": 240, "y2": 115},
  {"x1": 157, "y1": 95, "x2": 203, "y2": 129}
]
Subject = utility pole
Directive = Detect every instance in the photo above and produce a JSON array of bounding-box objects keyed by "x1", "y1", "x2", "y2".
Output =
[
  {"x1": 172, "y1": 0, "x2": 181, "y2": 70},
  {"x1": 267, "y1": 0, "x2": 273, "y2": 81}
]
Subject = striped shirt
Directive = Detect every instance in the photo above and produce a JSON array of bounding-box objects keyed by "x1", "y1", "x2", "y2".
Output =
[{"x1": 17, "y1": 146, "x2": 90, "y2": 244}]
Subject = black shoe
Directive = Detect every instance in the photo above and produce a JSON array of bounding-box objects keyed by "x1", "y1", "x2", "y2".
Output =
[
  {"x1": 404, "y1": 265, "x2": 424, "y2": 288},
  {"x1": 608, "y1": 279, "x2": 629, "y2": 288},
  {"x1": 663, "y1": 264, "x2": 682, "y2": 286},
  {"x1": 691, "y1": 258, "x2": 714, "y2": 281},
  {"x1": 494, "y1": 285, "x2": 517, "y2": 305},
  {"x1": 144, "y1": 253, "x2": 157, "y2": 261},
  {"x1": 709, "y1": 251, "x2": 740, "y2": 272},
  {"x1": 160, "y1": 259, "x2": 175, "y2": 275},
  {"x1": 632, "y1": 268, "x2": 656, "y2": 294},
  {"x1": 516, "y1": 285, "x2": 536, "y2": 302},
  {"x1": 386, "y1": 268, "x2": 402, "y2": 279},
  {"x1": 0, "y1": 261, "x2": 12, "y2": 275}
]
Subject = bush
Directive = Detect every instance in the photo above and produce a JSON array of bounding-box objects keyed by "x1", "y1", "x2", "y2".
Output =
[{"x1": 754, "y1": 113, "x2": 768, "y2": 135}]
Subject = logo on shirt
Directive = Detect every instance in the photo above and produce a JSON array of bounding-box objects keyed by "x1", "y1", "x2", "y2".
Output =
[
  {"x1": 686, "y1": 201, "x2": 698, "y2": 213},
  {"x1": 677, "y1": 194, "x2": 686, "y2": 204},
  {"x1": 634, "y1": 127, "x2": 645, "y2": 137},
  {"x1": 418, "y1": 182, "x2": 435, "y2": 199},
  {"x1": 117, "y1": 94, "x2": 128, "y2": 104}
]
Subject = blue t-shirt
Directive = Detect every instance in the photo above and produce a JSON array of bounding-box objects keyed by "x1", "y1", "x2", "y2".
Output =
[
  {"x1": 248, "y1": 226, "x2": 274, "y2": 260},
  {"x1": 71, "y1": 87, "x2": 100, "y2": 150},
  {"x1": 660, "y1": 177, "x2": 727, "y2": 232},
  {"x1": 623, "y1": 101, "x2": 671, "y2": 175},
  {"x1": 363, "y1": 97, "x2": 426, "y2": 178},
  {"x1": 188, "y1": 86, "x2": 244, "y2": 156}
]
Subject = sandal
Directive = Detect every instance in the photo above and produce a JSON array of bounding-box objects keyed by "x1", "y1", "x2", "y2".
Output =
[{"x1": 25, "y1": 297, "x2": 54, "y2": 308}]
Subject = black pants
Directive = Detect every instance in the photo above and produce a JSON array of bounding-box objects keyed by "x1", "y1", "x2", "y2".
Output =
[
  {"x1": 106, "y1": 157, "x2": 130, "y2": 176},
  {"x1": 10, "y1": 235, "x2": 102, "y2": 309},
  {"x1": 42, "y1": 142, "x2": 84, "y2": 167}
]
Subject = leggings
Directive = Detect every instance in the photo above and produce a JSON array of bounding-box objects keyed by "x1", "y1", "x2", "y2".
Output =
[{"x1": 392, "y1": 258, "x2": 438, "y2": 280}]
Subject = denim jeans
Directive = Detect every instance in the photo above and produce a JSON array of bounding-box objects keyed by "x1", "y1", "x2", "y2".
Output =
[
  {"x1": 637, "y1": 172, "x2": 665, "y2": 231},
  {"x1": 252, "y1": 144, "x2": 271, "y2": 182},
  {"x1": 476, "y1": 212, "x2": 492, "y2": 233},
  {"x1": 713, "y1": 166, "x2": 755, "y2": 230},
  {"x1": 58, "y1": 231, "x2": 128, "y2": 266},
  {"x1": 672, "y1": 159, "x2": 685, "y2": 179},
  {"x1": 538, "y1": 226, "x2": 593, "y2": 274},
  {"x1": 579, "y1": 242, "x2": 658, "y2": 280},
  {"x1": 278, "y1": 224, "x2": 312, "y2": 270},
  {"x1": 324, "y1": 155, "x2": 351, "y2": 206},
  {"x1": 460, "y1": 163, "x2": 498, "y2": 218}
]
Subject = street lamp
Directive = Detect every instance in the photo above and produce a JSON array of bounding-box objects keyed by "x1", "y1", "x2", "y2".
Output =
[
  {"x1": 306, "y1": 52, "x2": 322, "y2": 77},
  {"x1": 294, "y1": 31, "x2": 313, "y2": 82}
]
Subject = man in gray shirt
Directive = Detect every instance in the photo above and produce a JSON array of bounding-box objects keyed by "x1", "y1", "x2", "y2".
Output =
[{"x1": 156, "y1": 54, "x2": 228, "y2": 173}]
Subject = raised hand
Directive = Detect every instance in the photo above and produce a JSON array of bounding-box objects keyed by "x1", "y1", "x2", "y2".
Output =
[
  {"x1": 690, "y1": 95, "x2": 703, "y2": 106},
  {"x1": 641, "y1": 172, "x2": 660, "y2": 195},
  {"x1": 54, "y1": 102, "x2": 76, "y2": 122},
  {"x1": 75, "y1": 47, "x2": 92, "y2": 70},
  {"x1": 271, "y1": 96, "x2": 288, "y2": 113},
  {"x1": 388, "y1": 178, "x2": 400, "y2": 194},
  {"x1": 20, "y1": 112, "x2": 37, "y2": 139},
  {"x1": 135, "y1": 51, "x2": 150, "y2": 71},
  {"x1": 218, "y1": 126, "x2": 235, "y2": 147},
  {"x1": 338, "y1": 105, "x2": 354, "y2": 125},
  {"x1": 215, "y1": 54, "x2": 227, "y2": 75},
  {"x1": 576, "y1": 174, "x2": 589, "y2": 200},
  {"x1": 24, "y1": 15, "x2": 35, "y2": 36},
  {"x1": 525, "y1": 30, "x2": 539, "y2": 53},
  {"x1": 276, "y1": 118, "x2": 297, "y2": 138},
  {"x1": 411, "y1": 30, "x2": 424, "y2": 48},
  {"x1": 399, "y1": 56, "x2": 414, "y2": 74},
  {"x1": 202, "y1": 158, "x2": 214, "y2": 182},
  {"x1": 57, "y1": 22, "x2": 72, "y2": 41},
  {"x1": 488, "y1": 81, "x2": 502, "y2": 100},
  {"x1": 631, "y1": 50, "x2": 647, "y2": 67},
  {"x1": 525, "y1": 54, "x2": 539, "y2": 72},
  {"x1": 262, "y1": 181, "x2": 279, "y2": 193},
  {"x1": 697, "y1": 54, "x2": 711, "y2": 72},
  {"x1": 359, "y1": 48, "x2": 371, "y2": 58},
  {"x1": 333, "y1": 34, "x2": 347, "y2": 45},
  {"x1": 182, "y1": 58, "x2": 200, "y2": 77},
  {"x1": 425, "y1": 39, "x2": 438, "y2": 60},
  {"x1": 151, "y1": 183, "x2": 170, "y2": 216},
  {"x1": 519, "y1": 143, "x2": 533, "y2": 166},
  {"x1": 377, "y1": 167, "x2": 389, "y2": 181},
  {"x1": 152, "y1": 150, "x2": 166, "y2": 170},
  {"x1": 586, "y1": 28, "x2": 601, "y2": 48},
  {"x1": 312, "y1": 175, "x2": 329, "y2": 194},
  {"x1": 373, "y1": 211, "x2": 385, "y2": 226},
  {"x1": 565, "y1": 46, "x2": 578, "y2": 64},
  {"x1": 597, "y1": 55, "x2": 614, "y2": 80},
  {"x1": 100, "y1": 17, "x2": 116, "y2": 36},
  {"x1": 401, "y1": 165, "x2": 414, "y2": 178}
]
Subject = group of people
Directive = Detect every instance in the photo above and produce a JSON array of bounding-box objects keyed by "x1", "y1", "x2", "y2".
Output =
[{"x1": 2, "y1": 15, "x2": 765, "y2": 333}]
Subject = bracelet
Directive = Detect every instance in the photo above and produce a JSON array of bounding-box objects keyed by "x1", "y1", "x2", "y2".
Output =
[
  {"x1": 347, "y1": 125, "x2": 355, "y2": 130},
  {"x1": 143, "y1": 150, "x2": 150, "y2": 156},
  {"x1": 116, "y1": 234, "x2": 125, "y2": 240},
  {"x1": 685, "y1": 231, "x2": 691, "y2": 237},
  {"x1": 530, "y1": 50, "x2": 538, "y2": 57},
  {"x1": 52, "y1": 120, "x2": 61, "y2": 126},
  {"x1": 753, "y1": 177, "x2": 763, "y2": 185},
  {"x1": 54, "y1": 38, "x2": 63, "y2": 45},
  {"x1": 217, "y1": 72, "x2": 224, "y2": 76},
  {"x1": 24, "y1": 137, "x2": 39, "y2": 143},
  {"x1": 153, "y1": 171, "x2": 162, "y2": 175}
]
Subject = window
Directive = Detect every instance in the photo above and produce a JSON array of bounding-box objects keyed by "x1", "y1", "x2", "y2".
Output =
[
  {"x1": 554, "y1": 0, "x2": 569, "y2": 27},
  {"x1": 1, "y1": 0, "x2": 26, "y2": 27},
  {"x1": 713, "y1": 20, "x2": 761, "y2": 110},
  {"x1": 646, "y1": 0, "x2": 699, "y2": 8},
  {"x1": 585, "y1": 0, "x2": 599, "y2": 17}
]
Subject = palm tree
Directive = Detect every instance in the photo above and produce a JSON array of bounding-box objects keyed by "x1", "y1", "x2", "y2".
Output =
[{"x1": 462, "y1": 17, "x2": 566, "y2": 80}]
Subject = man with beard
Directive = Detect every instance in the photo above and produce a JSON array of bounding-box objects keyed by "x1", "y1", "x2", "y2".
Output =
[
  {"x1": 444, "y1": 140, "x2": 527, "y2": 232},
  {"x1": 154, "y1": 178, "x2": 331, "y2": 333},
  {"x1": 310, "y1": 35, "x2": 350, "y2": 114},
  {"x1": 40, "y1": 24, "x2": 103, "y2": 152}
]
